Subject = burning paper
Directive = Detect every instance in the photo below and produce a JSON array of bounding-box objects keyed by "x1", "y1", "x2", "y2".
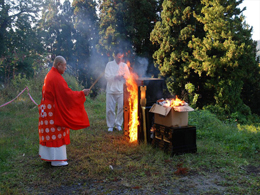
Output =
[
  {"x1": 157, "y1": 96, "x2": 188, "y2": 107},
  {"x1": 150, "y1": 96, "x2": 194, "y2": 127}
]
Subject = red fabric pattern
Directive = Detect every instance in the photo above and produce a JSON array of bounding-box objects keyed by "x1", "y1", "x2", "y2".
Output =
[{"x1": 38, "y1": 67, "x2": 90, "y2": 147}]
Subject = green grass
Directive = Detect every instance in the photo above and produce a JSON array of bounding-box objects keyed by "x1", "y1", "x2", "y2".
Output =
[{"x1": 1, "y1": 88, "x2": 260, "y2": 194}]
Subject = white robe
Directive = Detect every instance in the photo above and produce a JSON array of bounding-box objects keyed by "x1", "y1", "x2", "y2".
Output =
[
  {"x1": 105, "y1": 60, "x2": 130, "y2": 128},
  {"x1": 39, "y1": 145, "x2": 67, "y2": 161}
]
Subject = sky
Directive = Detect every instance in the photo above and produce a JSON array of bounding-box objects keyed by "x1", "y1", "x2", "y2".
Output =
[
  {"x1": 239, "y1": 0, "x2": 260, "y2": 40},
  {"x1": 61, "y1": 0, "x2": 260, "y2": 41}
]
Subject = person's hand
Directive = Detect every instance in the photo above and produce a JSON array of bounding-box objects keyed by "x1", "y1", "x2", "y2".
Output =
[
  {"x1": 83, "y1": 89, "x2": 90, "y2": 96},
  {"x1": 115, "y1": 75, "x2": 124, "y2": 81}
]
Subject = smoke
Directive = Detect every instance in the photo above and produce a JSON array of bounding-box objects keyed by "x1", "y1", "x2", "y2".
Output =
[
  {"x1": 131, "y1": 55, "x2": 161, "y2": 79},
  {"x1": 133, "y1": 56, "x2": 149, "y2": 78},
  {"x1": 58, "y1": 2, "x2": 161, "y2": 91},
  {"x1": 60, "y1": 1, "x2": 109, "y2": 89}
]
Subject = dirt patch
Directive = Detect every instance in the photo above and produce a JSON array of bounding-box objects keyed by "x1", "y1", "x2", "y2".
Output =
[
  {"x1": 241, "y1": 165, "x2": 260, "y2": 175},
  {"x1": 177, "y1": 173, "x2": 226, "y2": 194},
  {"x1": 31, "y1": 172, "x2": 228, "y2": 195}
]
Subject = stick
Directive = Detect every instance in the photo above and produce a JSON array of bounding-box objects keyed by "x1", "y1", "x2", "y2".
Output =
[{"x1": 89, "y1": 72, "x2": 105, "y2": 90}]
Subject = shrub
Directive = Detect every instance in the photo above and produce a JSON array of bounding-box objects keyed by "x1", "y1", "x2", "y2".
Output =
[
  {"x1": 63, "y1": 73, "x2": 84, "y2": 91},
  {"x1": 189, "y1": 109, "x2": 260, "y2": 157},
  {"x1": 0, "y1": 68, "x2": 84, "y2": 108}
]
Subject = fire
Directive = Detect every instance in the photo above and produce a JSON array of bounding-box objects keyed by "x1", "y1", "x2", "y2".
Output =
[
  {"x1": 164, "y1": 96, "x2": 185, "y2": 107},
  {"x1": 125, "y1": 61, "x2": 139, "y2": 142}
]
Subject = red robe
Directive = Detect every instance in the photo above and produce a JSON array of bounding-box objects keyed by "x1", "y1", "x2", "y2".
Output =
[{"x1": 38, "y1": 67, "x2": 90, "y2": 147}]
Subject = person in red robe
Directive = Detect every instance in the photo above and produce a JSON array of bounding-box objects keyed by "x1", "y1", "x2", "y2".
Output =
[{"x1": 38, "y1": 56, "x2": 90, "y2": 166}]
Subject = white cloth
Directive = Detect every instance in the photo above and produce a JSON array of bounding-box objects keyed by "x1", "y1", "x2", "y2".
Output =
[
  {"x1": 105, "y1": 60, "x2": 130, "y2": 94},
  {"x1": 105, "y1": 59, "x2": 130, "y2": 128},
  {"x1": 39, "y1": 145, "x2": 67, "y2": 161},
  {"x1": 106, "y1": 93, "x2": 124, "y2": 128}
]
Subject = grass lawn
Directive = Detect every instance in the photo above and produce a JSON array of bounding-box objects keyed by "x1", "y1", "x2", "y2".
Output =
[{"x1": 0, "y1": 92, "x2": 260, "y2": 195}]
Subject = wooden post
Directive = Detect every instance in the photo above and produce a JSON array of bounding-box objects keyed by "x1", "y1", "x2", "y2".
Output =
[{"x1": 123, "y1": 84, "x2": 130, "y2": 141}]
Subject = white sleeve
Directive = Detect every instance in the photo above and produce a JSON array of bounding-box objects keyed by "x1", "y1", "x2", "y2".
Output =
[
  {"x1": 123, "y1": 64, "x2": 130, "y2": 79},
  {"x1": 105, "y1": 62, "x2": 115, "y2": 82}
]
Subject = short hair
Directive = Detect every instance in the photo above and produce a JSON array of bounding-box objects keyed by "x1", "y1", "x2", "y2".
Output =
[
  {"x1": 114, "y1": 48, "x2": 124, "y2": 56},
  {"x1": 53, "y1": 56, "x2": 66, "y2": 68}
]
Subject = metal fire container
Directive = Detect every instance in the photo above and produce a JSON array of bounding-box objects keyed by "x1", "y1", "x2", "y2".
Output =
[
  {"x1": 137, "y1": 78, "x2": 166, "y2": 107},
  {"x1": 124, "y1": 78, "x2": 167, "y2": 143}
]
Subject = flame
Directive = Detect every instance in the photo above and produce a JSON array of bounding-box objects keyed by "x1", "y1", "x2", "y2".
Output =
[
  {"x1": 125, "y1": 61, "x2": 139, "y2": 142},
  {"x1": 165, "y1": 96, "x2": 185, "y2": 107},
  {"x1": 164, "y1": 100, "x2": 171, "y2": 107}
]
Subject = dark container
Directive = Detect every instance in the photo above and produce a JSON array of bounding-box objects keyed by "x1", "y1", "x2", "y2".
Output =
[
  {"x1": 152, "y1": 124, "x2": 197, "y2": 156},
  {"x1": 124, "y1": 77, "x2": 171, "y2": 143},
  {"x1": 137, "y1": 78, "x2": 168, "y2": 107}
]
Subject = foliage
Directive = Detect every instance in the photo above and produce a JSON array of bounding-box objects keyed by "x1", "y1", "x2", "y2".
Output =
[
  {"x1": 72, "y1": 0, "x2": 106, "y2": 97},
  {"x1": 0, "y1": 0, "x2": 44, "y2": 85},
  {"x1": 63, "y1": 72, "x2": 84, "y2": 91},
  {"x1": 150, "y1": 0, "x2": 204, "y2": 99},
  {"x1": 150, "y1": 0, "x2": 260, "y2": 115},
  {"x1": 38, "y1": 0, "x2": 74, "y2": 63},
  {"x1": 203, "y1": 104, "x2": 227, "y2": 120},
  {"x1": 0, "y1": 67, "x2": 83, "y2": 108},
  {"x1": 0, "y1": 73, "x2": 39, "y2": 107},
  {"x1": 240, "y1": 41, "x2": 260, "y2": 115},
  {"x1": 1, "y1": 0, "x2": 260, "y2": 118},
  {"x1": 185, "y1": 82, "x2": 199, "y2": 108},
  {"x1": 189, "y1": 109, "x2": 260, "y2": 157},
  {"x1": 37, "y1": 0, "x2": 105, "y2": 97},
  {"x1": 0, "y1": 0, "x2": 42, "y2": 56},
  {"x1": 203, "y1": 103, "x2": 260, "y2": 125},
  {"x1": 98, "y1": 0, "x2": 162, "y2": 77},
  {"x1": 189, "y1": 0, "x2": 259, "y2": 114}
]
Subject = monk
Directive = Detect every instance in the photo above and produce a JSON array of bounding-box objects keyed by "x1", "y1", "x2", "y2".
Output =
[{"x1": 38, "y1": 56, "x2": 90, "y2": 166}]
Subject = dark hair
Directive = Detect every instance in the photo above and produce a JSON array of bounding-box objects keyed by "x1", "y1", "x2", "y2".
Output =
[{"x1": 114, "y1": 48, "x2": 124, "y2": 55}]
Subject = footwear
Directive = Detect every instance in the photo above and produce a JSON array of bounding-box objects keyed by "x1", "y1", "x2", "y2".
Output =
[
  {"x1": 51, "y1": 161, "x2": 68, "y2": 167},
  {"x1": 108, "y1": 127, "x2": 113, "y2": 132},
  {"x1": 116, "y1": 126, "x2": 122, "y2": 131}
]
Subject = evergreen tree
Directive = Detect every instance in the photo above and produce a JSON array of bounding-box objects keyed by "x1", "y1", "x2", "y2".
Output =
[
  {"x1": 39, "y1": 0, "x2": 74, "y2": 64},
  {"x1": 98, "y1": 0, "x2": 161, "y2": 76},
  {"x1": 189, "y1": 0, "x2": 259, "y2": 114},
  {"x1": 151, "y1": 0, "x2": 259, "y2": 115},
  {"x1": 97, "y1": 0, "x2": 126, "y2": 58},
  {"x1": 0, "y1": 0, "x2": 43, "y2": 85},
  {"x1": 150, "y1": 0, "x2": 203, "y2": 99},
  {"x1": 126, "y1": 0, "x2": 162, "y2": 76},
  {"x1": 72, "y1": 0, "x2": 104, "y2": 96}
]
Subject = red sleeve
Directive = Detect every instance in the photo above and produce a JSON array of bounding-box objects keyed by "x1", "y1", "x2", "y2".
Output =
[{"x1": 53, "y1": 73, "x2": 90, "y2": 130}]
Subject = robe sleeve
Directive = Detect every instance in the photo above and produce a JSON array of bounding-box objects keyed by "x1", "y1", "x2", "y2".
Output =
[
  {"x1": 105, "y1": 61, "x2": 116, "y2": 82},
  {"x1": 53, "y1": 74, "x2": 90, "y2": 130}
]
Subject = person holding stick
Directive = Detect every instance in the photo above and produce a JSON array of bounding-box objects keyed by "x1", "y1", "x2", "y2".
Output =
[
  {"x1": 105, "y1": 48, "x2": 130, "y2": 132},
  {"x1": 38, "y1": 56, "x2": 90, "y2": 166}
]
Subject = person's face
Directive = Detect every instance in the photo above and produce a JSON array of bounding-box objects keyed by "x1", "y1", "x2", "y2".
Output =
[
  {"x1": 57, "y1": 61, "x2": 67, "y2": 74},
  {"x1": 115, "y1": 52, "x2": 124, "y2": 64}
]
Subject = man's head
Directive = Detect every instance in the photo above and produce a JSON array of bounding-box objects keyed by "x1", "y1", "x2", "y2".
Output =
[
  {"x1": 114, "y1": 48, "x2": 124, "y2": 64},
  {"x1": 53, "y1": 56, "x2": 67, "y2": 74}
]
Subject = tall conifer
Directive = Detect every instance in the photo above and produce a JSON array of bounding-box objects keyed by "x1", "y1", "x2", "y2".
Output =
[
  {"x1": 151, "y1": 0, "x2": 259, "y2": 115},
  {"x1": 150, "y1": 0, "x2": 202, "y2": 98},
  {"x1": 98, "y1": 0, "x2": 161, "y2": 76}
]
